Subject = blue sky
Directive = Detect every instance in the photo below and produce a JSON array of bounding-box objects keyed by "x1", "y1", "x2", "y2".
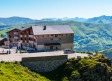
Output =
[{"x1": 0, "y1": 0, "x2": 112, "y2": 19}]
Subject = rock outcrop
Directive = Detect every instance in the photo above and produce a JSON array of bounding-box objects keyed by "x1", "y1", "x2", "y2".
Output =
[{"x1": 65, "y1": 54, "x2": 112, "y2": 81}]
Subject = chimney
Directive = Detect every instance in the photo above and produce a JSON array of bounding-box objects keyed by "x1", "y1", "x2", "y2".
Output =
[{"x1": 43, "y1": 25, "x2": 46, "y2": 30}]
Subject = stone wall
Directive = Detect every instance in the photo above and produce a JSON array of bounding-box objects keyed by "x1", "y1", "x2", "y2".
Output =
[{"x1": 21, "y1": 55, "x2": 68, "y2": 72}]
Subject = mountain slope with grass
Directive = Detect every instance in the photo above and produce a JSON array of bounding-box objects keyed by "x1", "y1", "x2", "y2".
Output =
[
  {"x1": 31, "y1": 21, "x2": 112, "y2": 52},
  {"x1": 99, "y1": 48, "x2": 112, "y2": 59},
  {"x1": 0, "y1": 62, "x2": 50, "y2": 81},
  {"x1": 86, "y1": 15, "x2": 112, "y2": 24},
  {"x1": 1, "y1": 16, "x2": 112, "y2": 56},
  {"x1": 0, "y1": 53, "x2": 111, "y2": 81},
  {"x1": 1, "y1": 20, "x2": 112, "y2": 53},
  {"x1": 0, "y1": 17, "x2": 38, "y2": 25},
  {"x1": 1, "y1": 15, "x2": 112, "y2": 26}
]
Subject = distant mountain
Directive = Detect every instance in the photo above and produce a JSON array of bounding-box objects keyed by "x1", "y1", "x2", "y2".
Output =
[
  {"x1": 1, "y1": 16, "x2": 112, "y2": 59},
  {"x1": 1, "y1": 19, "x2": 112, "y2": 54},
  {"x1": 0, "y1": 16, "x2": 38, "y2": 25},
  {"x1": 99, "y1": 48, "x2": 112, "y2": 59},
  {"x1": 41, "y1": 15, "x2": 112, "y2": 24},
  {"x1": 30, "y1": 21, "x2": 112, "y2": 52},
  {"x1": 41, "y1": 17, "x2": 87, "y2": 22},
  {"x1": 1, "y1": 15, "x2": 112, "y2": 26},
  {"x1": 0, "y1": 16, "x2": 87, "y2": 26},
  {"x1": 86, "y1": 15, "x2": 112, "y2": 24}
]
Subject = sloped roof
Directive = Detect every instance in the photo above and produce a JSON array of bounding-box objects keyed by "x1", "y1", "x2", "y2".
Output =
[
  {"x1": 0, "y1": 38, "x2": 5, "y2": 41},
  {"x1": 32, "y1": 25, "x2": 74, "y2": 35},
  {"x1": 6, "y1": 27, "x2": 27, "y2": 33},
  {"x1": 17, "y1": 27, "x2": 27, "y2": 31}
]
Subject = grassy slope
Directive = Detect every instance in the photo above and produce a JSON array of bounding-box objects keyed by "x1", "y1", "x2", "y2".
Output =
[
  {"x1": 99, "y1": 48, "x2": 112, "y2": 59},
  {"x1": 0, "y1": 62, "x2": 50, "y2": 81},
  {"x1": 0, "y1": 61, "x2": 69, "y2": 81},
  {"x1": 0, "y1": 53, "x2": 111, "y2": 81}
]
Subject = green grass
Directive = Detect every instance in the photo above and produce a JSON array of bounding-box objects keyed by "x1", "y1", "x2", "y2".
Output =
[
  {"x1": 0, "y1": 61, "x2": 69, "y2": 81},
  {"x1": 0, "y1": 53, "x2": 111, "y2": 81},
  {"x1": 0, "y1": 62, "x2": 50, "y2": 81}
]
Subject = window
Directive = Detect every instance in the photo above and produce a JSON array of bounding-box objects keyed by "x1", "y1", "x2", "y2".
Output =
[
  {"x1": 71, "y1": 34, "x2": 73, "y2": 36},
  {"x1": 59, "y1": 38, "x2": 61, "y2": 40},
  {"x1": 29, "y1": 31, "x2": 30, "y2": 35},
  {"x1": 51, "y1": 34, "x2": 53, "y2": 37},
  {"x1": 63, "y1": 34, "x2": 66, "y2": 36},
  {"x1": 27, "y1": 39, "x2": 28, "y2": 43},
  {"x1": 55, "y1": 34, "x2": 58, "y2": 37}
]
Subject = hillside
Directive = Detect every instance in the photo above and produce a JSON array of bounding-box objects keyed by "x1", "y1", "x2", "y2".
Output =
[
  {"x1": 86, "y1": 15, "x2": 112, "y2": 24},
  {"x1": 1, "y1": 20, "x2": 112, "y2": 53},
  {"x1": 42, "y1": 17, "x2": 86, "y2": 22},
  {"x1": 1, "y1": 16, "x2": 112, "y2": 55},
  {"x1": 0, "y1": 54, "x2": 111, "y2": 81},
  {"x1": 31, "y1": 21, "x2": 112, "y2": 52},
  {"x1": 0, "y1": 17, "x2": 38, "y2": 25},
  {"x1": 99, "y1": 48, "x2": 112, "y2": 59},
  {"x1": 0, "y1": 62, "x2": 49, "y2": 81},
  {"x1": 1, "y1": 15, "x2": 112, "y2": 26}
]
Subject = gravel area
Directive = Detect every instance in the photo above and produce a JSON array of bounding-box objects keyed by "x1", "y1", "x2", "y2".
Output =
[{"x1": 0, "y1": 48, "x2": 88, "y2": 62}]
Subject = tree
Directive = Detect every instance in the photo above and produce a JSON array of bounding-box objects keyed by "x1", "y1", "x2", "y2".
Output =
[{"x1": 0, "y1": 34, "x2": 4, "y2": 38}]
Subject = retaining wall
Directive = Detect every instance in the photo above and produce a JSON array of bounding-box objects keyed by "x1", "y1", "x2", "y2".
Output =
[{"x1": 22, "y1": 55, "x2": 68, "y2": 72}]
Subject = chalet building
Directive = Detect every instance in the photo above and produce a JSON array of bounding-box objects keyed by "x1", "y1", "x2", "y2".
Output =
[
  {"x1": 0, "y1": 38, "x2": 7, "y2": 46},
  {"x1": 18, "y1": 25, "x2": 74, "y2": 51},
  {"x1": 6, "y1": 27, "x2": 27, "y2": 47}
]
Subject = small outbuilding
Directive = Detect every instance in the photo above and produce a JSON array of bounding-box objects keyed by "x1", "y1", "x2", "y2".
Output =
[{"x1": 0, "y1": 38, "x2": 7, "y2": 46}]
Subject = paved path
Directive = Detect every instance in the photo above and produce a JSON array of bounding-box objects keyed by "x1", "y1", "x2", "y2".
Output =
[{"x1": 0, "y1": 50, "x2": 88, "y2": 62}]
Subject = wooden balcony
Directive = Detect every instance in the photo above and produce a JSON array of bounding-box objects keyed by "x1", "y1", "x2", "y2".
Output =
[
  {"x1": 29, "y1": 35, "x2": 33, "y2": 38},
  {"x1": 14, "y1": 37, "x2": 18, "y2": 39},
  {"x1": 14, "y1": 32, "x2": 18, "y2": 34},
  {"x1": 20, "y1": 35, "x2": 22, "y2": 37},
  {"x1": 29, "y1": 40, "x2": 34, "y2": 44}
]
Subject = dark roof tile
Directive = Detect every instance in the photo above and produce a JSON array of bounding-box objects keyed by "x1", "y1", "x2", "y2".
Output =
[{"x1": 32, "y1": 25, "x2": 74, "y2": 35}]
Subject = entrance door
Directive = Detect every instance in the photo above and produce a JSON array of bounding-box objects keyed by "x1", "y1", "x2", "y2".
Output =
[{"x1": 50, "y1": 46, "x2": 53, "y2": 49}]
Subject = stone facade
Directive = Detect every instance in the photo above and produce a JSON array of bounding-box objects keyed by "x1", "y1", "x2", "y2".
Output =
[
  {"x1": 35, "y1": 34, "x2": 74, "y2": 51},
  {"x1": 21, "y1": 55, "x2": 67, "y2": 72}
]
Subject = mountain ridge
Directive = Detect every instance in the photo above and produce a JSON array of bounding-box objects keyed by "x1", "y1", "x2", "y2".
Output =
[
  {"x1": 0, "y1": 15, "x2": 112, "y2": 26},
  {"x1": 1, "y1": 16, "x2": 112, "y2": 59}
]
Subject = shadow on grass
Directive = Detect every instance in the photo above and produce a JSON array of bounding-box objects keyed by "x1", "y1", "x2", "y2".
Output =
[
  {"x1": 38, "y1": 64, "x2": 69, "y2": 81},
  {"x1": 21, "y1": 62, "x2": 71, "y2": 81}
]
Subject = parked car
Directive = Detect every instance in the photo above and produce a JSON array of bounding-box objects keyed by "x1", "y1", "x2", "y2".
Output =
[{"x1": 64, "y1": 49, "x2": 75, "y2": 54}]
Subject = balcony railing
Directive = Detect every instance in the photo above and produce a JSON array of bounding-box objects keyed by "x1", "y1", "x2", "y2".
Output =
[
  {"x1": 29, "y1": 40, "x2": 34, "y2": 44},
  {"x1": 20, "y1": 35, "x2": 22, "y2": 37},
  {"x1": 53, "y1": 38, "x2": 59, "y2": 40},
  {"x1": 14, "y1": 37, "x2": 18, "y2": 39},
  {"x1": 14, "y1": 32, "x2": 18, "y2": 34},
  {"x1": 24, "y1": 35, "x2": 27, "y2": 37},
  {"x1": 29, "y1": 35, "x2": 33, "y2": 38}
]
